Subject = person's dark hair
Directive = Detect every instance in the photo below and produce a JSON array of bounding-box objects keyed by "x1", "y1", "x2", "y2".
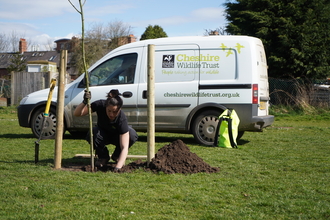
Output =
[{"x1": 105, "y1": 89, "x2": 123, "y2": 108}]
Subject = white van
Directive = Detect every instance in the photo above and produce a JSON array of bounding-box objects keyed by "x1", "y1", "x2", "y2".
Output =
[{"x1": 17, "y1": 35, "x2": 274, "y2": 145}]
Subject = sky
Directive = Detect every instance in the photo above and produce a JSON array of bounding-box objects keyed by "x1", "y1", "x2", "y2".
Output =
[{"x1": 0, "y1": 0, "x2": 228, "y2": 51}]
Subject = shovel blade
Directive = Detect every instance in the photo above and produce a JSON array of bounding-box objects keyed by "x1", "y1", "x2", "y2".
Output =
[{"x1": 35, "y1": 141, "x2": 39, "y2": 164}]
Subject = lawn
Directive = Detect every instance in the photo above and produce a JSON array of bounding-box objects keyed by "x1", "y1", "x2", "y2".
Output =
[{"x1": 0, "y1": 106, "x2": 329, "y2": 219}]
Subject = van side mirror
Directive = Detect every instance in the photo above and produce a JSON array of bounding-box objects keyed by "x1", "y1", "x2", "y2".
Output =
[{"x1": 78, "y1": 77, "x2": 87, "y2": 88}]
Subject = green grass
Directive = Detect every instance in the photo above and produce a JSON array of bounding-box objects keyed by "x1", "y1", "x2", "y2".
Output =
[{"x1": 0, "y1": 106, "x2": 329, "y2": 219}]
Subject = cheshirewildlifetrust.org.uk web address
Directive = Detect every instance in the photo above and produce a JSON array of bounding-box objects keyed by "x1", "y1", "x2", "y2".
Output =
[{"x1": 164, "y1": 92, "x2": 240, "y2": 98}]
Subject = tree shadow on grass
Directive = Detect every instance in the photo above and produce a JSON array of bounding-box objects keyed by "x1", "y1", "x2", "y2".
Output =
[
  {"x1": 2, "y1": 157, "x2": 92, "y2": 171},
  {"x1": 138, "y1": 133, "x2": 250, "y2": 147},
  {"x1": 0, "y1": 133, "x2": 84, "y2": 140},
  {"x1": 5, "y1": 157, "x2": 120, "y2": 172},
  {"x1": 137, "y1": 134, "x2": 197, "y2": 146},
  {"x1": 0, "y1": 132, "x2": 250, "y2": 146},
  {"x1": 0, "y1": 133, "x2": 35, "y2": 139}
]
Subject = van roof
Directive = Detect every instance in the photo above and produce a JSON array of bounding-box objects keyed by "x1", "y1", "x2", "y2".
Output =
[
  {"x1": 89, "y1": 35, "x2": 261, "y2": 72},
  {"x1": 115, "y1": 35, "x2": 259, "y2": 49}
]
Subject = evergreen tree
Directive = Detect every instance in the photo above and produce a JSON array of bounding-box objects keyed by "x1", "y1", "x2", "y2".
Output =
[
  {"x1": 7, "y1": 53, "x2": 26, "y2": 74},
  {"x1": 140, "y1": 25, "x2": 168, "y2": 40},
  {"x1": 225, "y1": 0, "x2": 330, "y2": 79}
]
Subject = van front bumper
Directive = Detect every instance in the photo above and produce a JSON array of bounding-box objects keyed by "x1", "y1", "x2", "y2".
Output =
[{"x1": 17, "y1": 104, "x2": 35, "y2": 128}]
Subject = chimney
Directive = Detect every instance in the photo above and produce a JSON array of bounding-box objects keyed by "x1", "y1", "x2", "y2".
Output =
[
  {"x1": 128, "y1": 34, "x2": 136, "y2": 43},
  {"x1": 210, "y1": 31, "x2": 219, "y2": 36},
  {"x1": 19, "y1": 38, "x2": 27, "y2": 53}
]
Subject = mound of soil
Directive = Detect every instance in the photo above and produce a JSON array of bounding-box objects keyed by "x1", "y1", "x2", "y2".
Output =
[
  {"x1": 147, "y1": 139, "x2": 219, "y2": 174},
  {"x1": 77, "y1": 139, "x2": 219, "y2": 174}
]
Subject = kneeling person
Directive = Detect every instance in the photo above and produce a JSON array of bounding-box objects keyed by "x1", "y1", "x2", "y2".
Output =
[{"x1": 74, "y1": 89, "x2": 138, "y2": 170}]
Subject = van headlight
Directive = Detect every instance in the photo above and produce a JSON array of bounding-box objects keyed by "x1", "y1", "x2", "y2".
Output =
[{"x1": 19, "y1": 96, "x2": 29, "y2": 105}]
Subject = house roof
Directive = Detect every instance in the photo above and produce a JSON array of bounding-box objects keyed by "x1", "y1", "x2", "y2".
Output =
[
  {"x1": 54, "y1": 38, "x2": 70, "y2": 43},
  {"x1": 27, "y1": 60, "x2": 57, "y2": 65},
  {"x1": 23, "y1": 51, "x2": 60, "y2": 63},
  {"x1": 0, "y1": 53, "x2": 18, "y2": 68},
  {"x1": 0, "y1": 50, "x2": 75, "y2": 69}
]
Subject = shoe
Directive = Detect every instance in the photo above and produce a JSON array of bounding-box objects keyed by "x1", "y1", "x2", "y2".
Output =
[{"x1": 95, "y1": 158, "x2": 109, "y2": 167}]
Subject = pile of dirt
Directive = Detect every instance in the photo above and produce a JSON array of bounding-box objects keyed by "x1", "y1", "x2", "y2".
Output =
[
  {"x1": 81, "y1": 139, "x2": 220, "y2": 174},
  {"x1": 148, "y1": 139, "x2": 219, "y2": 174}
]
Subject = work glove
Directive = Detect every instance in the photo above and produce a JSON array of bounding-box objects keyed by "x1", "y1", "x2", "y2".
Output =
[
  {"x1": 82, "y1": 90, "x2": 91, "y2": 105},
  {"x1": 113, "y1": 167, "x2": 121, "y2": 173}
]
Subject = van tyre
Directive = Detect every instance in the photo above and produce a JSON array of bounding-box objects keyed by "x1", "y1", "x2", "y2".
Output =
[
  {"x1": 31, "y1": 107, "x2": 57, "y2": 139},
  {"x1": 192, "y1": 109, "x2": 222, "y2": 146}
]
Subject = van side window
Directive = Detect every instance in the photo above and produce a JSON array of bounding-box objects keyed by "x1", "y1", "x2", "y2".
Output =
[{"x1": 89, "y1": 53, "x2": 137, "y2": 86}]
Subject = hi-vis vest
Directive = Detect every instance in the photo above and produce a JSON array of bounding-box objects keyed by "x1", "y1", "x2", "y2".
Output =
[{"x1": 214, "y1": 109, "x2": 240, "y2": 148}]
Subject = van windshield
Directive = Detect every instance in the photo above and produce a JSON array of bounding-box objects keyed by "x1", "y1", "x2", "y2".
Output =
[{"x1": 89, "y1": 53, "x2": 137, "y2": 86}]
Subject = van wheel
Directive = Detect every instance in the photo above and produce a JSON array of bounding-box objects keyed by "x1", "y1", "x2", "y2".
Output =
[
  {"x1": 192, "y1": 109, "x2": 222, "y2": 146},
  {"x1": 31, "y1": 107, "x2": 57, "y2": 139}
]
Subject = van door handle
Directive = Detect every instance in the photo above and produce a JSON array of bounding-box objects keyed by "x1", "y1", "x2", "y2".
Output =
[
  {"x1": 142, "y1": 90, "x2": 147, "y2": 99},
  {"x1": 122, "y1": 91, "x2": 133, "y2": 98}
]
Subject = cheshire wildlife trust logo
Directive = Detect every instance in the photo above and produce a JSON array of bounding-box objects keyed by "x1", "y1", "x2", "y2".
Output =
[{"x1": 162, "y1": 55, "x2": 175, "y2": 68}]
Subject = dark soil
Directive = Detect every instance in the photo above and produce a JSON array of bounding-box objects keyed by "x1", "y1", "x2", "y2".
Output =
[{"x1": 62, "y1": 139, "x2": 220, "y2": 174}]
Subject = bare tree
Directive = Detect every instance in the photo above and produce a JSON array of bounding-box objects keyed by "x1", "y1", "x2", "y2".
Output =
[
  {"x1": 45, "y1": 38, "x2": 55, "y2": 51},
  {"x1": 71, "y1": 20, "x2": 133, "y2": 75},
  {"x1": 204, "y1": 27, "x2": 229, "y2": 36},
  {"x1": 26, "y1": 39, "x2": 37, "y2": 52},
  {"x1": 0, "y1": 31, "x2": 28, "y2": 52},
  {"x1": 0, "y1": 33, "x2": 9, "y2": 52},
  {"x1": 87, "y1": 22, "x2": 106, "y2": 40},
  {"x1": 71, "y1": 22, "x2": 108, "y2": 74},
  {"x1": 106, "y1": 20, "x2": 133, "y2": 49},
  {"x1": 9, "y1": 30, "x2": 24, "y2": 52}
]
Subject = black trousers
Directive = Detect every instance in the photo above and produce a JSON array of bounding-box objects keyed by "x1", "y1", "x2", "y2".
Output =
[{"x1": 86, "y1": 126, "x2": 138, "y2": 160}]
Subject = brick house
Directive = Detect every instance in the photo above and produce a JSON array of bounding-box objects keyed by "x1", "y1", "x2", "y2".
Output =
[
  {"x1": 0, "y1": 35, "x2": 137, "y2": 80},
  {"x1": 0, "y1": 38, "x2": 72, "y2": 80}
]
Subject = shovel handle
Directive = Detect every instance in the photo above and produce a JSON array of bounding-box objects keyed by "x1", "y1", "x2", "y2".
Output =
[{"x1": 44, "y1": 78, "x2": 57, "y2": 116}]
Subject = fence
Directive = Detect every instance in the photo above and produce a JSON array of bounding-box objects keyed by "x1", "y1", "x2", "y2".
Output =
[
  {"x1": 11, "y1": 71, "x2": 51, "y2": 105},
  {"x1": 269, "y1": 78, "x2": 330, "y2": 107},
  {"x1": 3, "y1": 74, "x2": 330, "y2": 107},
  {"x1": 0, "y1": 78, "x2": 10, "y2": 98}
]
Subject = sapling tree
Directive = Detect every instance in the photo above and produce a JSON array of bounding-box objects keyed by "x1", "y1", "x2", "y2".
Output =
[{"x1": 68, "y1": 0, "x2": 95, "y2": 171}]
